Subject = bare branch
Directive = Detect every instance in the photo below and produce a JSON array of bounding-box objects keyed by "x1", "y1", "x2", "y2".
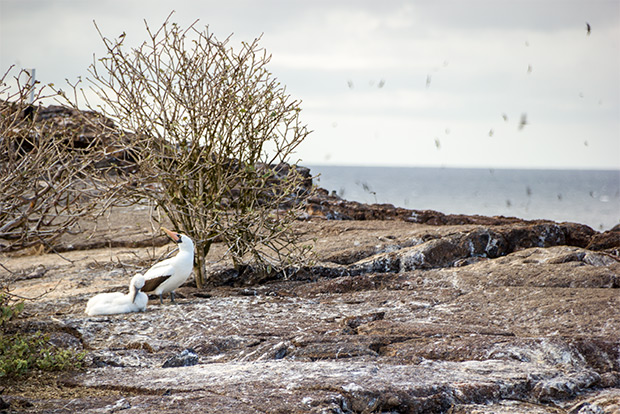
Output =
[
  {"x1": 68, "y1": 16, "x2": 316, "y2": 286},
  {"x1": 1, "y1": 67, "x2": 130, "y2": 253}
]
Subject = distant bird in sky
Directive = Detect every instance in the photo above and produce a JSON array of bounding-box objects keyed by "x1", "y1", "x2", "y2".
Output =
[
  {"x1": 377, "y1": 79, "x2": 386, "y2": 88},
  {"x1": 527, "y1": 64, "x2": 532, "y2": 74},
  {"x1": 586, "y1": 22, "x2": 591, "y2": 36},
  {"x1": 489, "y1": 129, "x2": 494, "y2": 137},
  {"x1": 502, "y1": 113, "x2": 508, "y2": 122},
  {"x1": 518, "y1": 113, "x2": 528, "y2": 130},
  {"x1": 347, "y1": 80, "x2": 354, "y2": 89},
  {"x1": 426, "y1": 74, "x2": 432, "y2": 88},
  {"x1": 434, "y1": 138, "x2": 441, "y2": 149}
]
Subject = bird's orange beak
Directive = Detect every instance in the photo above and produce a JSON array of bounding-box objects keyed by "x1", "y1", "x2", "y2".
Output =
[{"x1": 161, "y1": 227, "x2": 181, "y2": 243}]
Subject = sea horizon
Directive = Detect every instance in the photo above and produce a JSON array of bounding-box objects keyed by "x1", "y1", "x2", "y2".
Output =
[
  {"x1": 306, "y1": 163, "x2": 620, "y2": 173},
  {"x1": 307, "y1": 165, "x2": 620, "y2": 232}
]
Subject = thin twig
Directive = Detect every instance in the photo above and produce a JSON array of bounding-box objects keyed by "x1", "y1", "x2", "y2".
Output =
[
  {"x1": 0, "y1": 262, "x2": 15, "y2": 275},
  {"x1": 36, "y1": 234, "x2": 74, "y2": 264},
  {"x1": 4, "y1": 278, "x2": 63, "y2": 301}
]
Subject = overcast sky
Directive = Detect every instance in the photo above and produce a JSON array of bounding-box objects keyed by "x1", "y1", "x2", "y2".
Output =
[{"x1": 1, "y1": 0, "x2": 619, "y2": 170}]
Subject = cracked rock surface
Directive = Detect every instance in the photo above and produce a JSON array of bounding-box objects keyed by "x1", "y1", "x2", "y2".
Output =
[{"x1": 2, "y1": 206, "x2": 619, "y2": 413}]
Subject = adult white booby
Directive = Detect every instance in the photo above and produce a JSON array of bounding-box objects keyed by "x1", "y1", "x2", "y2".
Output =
[
  {"x1": 142, "y1": 227, "x2": 194, "y2": 304},
  {"x1": 86, "y1": 273, "x2": 148, "y2": 316}
]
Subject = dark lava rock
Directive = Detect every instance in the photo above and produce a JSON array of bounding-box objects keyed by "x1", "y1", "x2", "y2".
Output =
[
  {"x1": 162, "y1": 348, "x2": 199, "y2": 368},
  {"x1": 347, "y1": 223, "x2": 605, "y2": 274},
  {"x1": 5, "y1": 207, "x2": 620, "y2": 413},
  {"x1": 587, "y1": 227, "x2": 620, "y2": 252},
  {"x1": 0, "y1": 397, "x2": 10, "y2": 411},
  {"x1": 307, "y1": 191, "x2": 522, "y2": 225}
]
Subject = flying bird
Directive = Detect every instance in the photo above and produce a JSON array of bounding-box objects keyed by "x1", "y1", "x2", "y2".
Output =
[
  {"x1": 518, "y1": 113, "x2": 528, "y2": 130},
  {"x1": 142, "y1": 228, "x2": 195, "y2": 304},
  {"x1": 586, "y1": 22, "x2": 591, "y2": 36},
  {"x1": 86, "y1": 274, "x2": 148, "y2": 316}
]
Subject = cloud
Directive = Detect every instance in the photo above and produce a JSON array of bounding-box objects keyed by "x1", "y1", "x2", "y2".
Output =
[{"x1": 1, "y1": 0, "x2": 618, "y2": 169}]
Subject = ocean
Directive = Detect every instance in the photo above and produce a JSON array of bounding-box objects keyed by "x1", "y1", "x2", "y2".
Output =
[{"x1": 308, "y1": 166, "x2": 620, "y2": 232}]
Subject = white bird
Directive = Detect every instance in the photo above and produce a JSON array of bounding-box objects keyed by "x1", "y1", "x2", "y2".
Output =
[
  {"x1": 86, "y1": 273, "x2": 148, "y2": 316},
  {"x1": 142, "y1": 227, "x2": 194, "y2": 304}
]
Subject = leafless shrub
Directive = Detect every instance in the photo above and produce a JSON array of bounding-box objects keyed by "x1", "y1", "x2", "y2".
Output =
[
  {"x1": 60, "y1": 14, "x2": 315, "y2": 287},
  {"x1": 0, "y1": 67, "x2": 119, "y2": 253}
]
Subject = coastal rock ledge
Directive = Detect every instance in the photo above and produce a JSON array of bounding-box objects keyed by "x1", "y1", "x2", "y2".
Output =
[{"x1": 2, "y1": 203, "x2": 619, "y2": 413}]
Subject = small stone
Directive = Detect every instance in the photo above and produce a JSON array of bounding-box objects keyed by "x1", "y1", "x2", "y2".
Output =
[
  {"x1": 575, "y1": 402, "x2": 605, "y2": 414},
  {"x1": 342, "y1": 312, "x2": 385, "y2": 331},
  {"x1": 126, "y1": 341, "x2": 154, "y2": 353},
  {"x1": 162, "y1": 348, "x2": 199, "y2": 368},
  {"x1": 105, "y1": 397, "x2": 131, "y2": 412}
]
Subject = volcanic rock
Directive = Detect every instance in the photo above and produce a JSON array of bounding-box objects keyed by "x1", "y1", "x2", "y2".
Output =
[
  {"x1": 2, "y1": 202, "x2": 619, "y2": 413},
  {"x1": 162, "y1": 348, "x2": 200, "y2": 368}
]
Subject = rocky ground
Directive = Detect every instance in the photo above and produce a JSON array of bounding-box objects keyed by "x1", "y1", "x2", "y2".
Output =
[{"x1": 1, "y1": 197, "x2": 619, "y2": 413}]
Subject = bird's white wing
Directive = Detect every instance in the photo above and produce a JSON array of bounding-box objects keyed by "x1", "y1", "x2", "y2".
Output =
[
  {"x1": 142, "y1": 259, "x2": 176, "y2": 293},
  {"x1": 86, "y1": 292, "x2": 123, "y2": 314},
  {"x1": 87, "y1": 295, "x2": 142, "y2": 316},
  {"x1": 143, "y1": 258, "x2": 175, "y2": 279},
  {"x1": 86, "y1": 292, "x2": 126, "y2": 316}
]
